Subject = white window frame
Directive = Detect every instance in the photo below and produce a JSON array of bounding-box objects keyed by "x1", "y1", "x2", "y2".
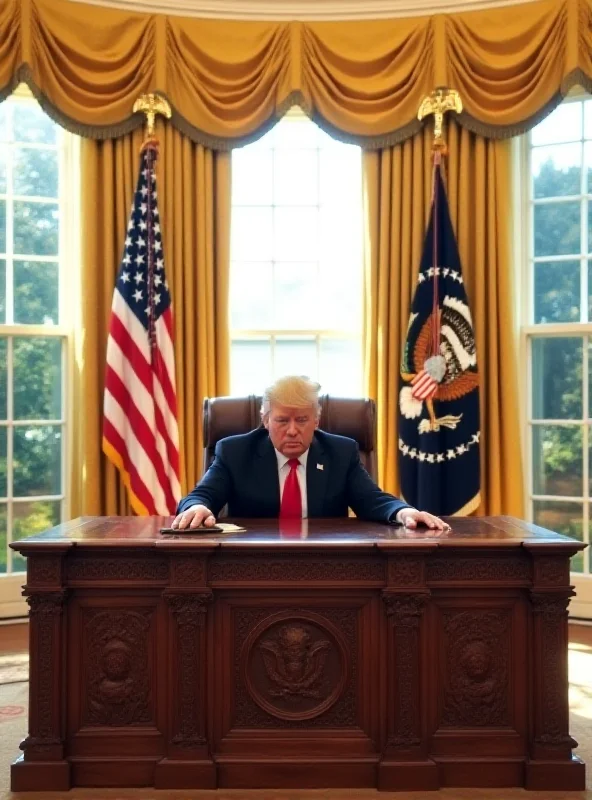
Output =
[
  {"x1": 229, "y1": 107, "x2": 364, "y2": 397},
  {"x1": 516, "y1": 90, "x2": 592, "y2": 618},
  {"x1": 0, "y1": 85, "x2": 79, "y2": 618}
]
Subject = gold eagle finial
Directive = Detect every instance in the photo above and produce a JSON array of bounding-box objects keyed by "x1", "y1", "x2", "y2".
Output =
[
  {"x1": 133, "y1": 93, "x2": 172, "y2": 139},
  {"x1": 418, "y1": 87, "x2": 462, "y2": 153}
]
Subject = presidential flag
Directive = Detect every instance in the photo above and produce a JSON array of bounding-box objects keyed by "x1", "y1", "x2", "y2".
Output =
[
  {"x1": 102, "y1": 140, "x2": 181, "y2": 515},
  {"x1": 398, "y1": 162, "x2": 480, "y2": 516}
]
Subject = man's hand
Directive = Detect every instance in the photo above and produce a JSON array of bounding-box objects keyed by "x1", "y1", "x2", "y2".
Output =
[
  {"x1": 396, "y1": 508, "x2": 450, "y2": 531},
  {"x1": 171, "y1": 504, "x2": 217, "y2": 530}
]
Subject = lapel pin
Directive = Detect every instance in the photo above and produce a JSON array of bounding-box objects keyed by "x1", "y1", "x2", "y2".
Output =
[{"x1": 317, "y1": 463, "x2": 324, "y2": 471}]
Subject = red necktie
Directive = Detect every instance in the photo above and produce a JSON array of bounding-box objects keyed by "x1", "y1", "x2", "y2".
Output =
[{"x1": 280, "y1": 458, "x2": 302, "y2": 518}]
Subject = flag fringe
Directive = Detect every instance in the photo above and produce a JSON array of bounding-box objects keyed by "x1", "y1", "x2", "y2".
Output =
[{"x1": 102, "y1": 437, "x2": 151, "y2": 516}]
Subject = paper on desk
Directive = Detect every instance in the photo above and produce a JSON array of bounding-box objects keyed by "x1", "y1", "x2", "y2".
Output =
[{"x1": 211, "y1": 522, "x2": 247, "y2": 533}]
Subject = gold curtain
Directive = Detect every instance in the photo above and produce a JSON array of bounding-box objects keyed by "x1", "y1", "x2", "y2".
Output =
[
  {"x1": 363, "y1": 121, "x2": 524, "y2": 516},
  {"x1": 1, "y1": 0, "x2": 591, "y2": 143},
  {"x1": 71, "y1": 126, "x2": 230, "y2": 516}
]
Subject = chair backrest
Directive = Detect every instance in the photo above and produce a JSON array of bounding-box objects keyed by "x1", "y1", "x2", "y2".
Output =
[{"x1": 202, "y1": 394, "x2": 377, "y2": 480}]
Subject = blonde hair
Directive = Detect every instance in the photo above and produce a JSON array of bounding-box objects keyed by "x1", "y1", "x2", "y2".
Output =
[{"x1": 261, "y1": 375, "x2": 321, "y2": 418}]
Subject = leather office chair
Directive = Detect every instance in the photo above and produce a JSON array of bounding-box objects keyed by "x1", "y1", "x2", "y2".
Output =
[{"x1": 202, "y1": 394, "x2": 378, "y2": 481}]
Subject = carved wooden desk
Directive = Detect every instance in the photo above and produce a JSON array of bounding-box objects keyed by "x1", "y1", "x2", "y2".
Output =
[{"x1": 10, "y1": 515, "x2": 586, "y2": 792}]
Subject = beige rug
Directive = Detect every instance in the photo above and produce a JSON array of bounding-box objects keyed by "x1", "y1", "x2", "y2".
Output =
[
  {"x1": 0, "y1": 654, "x2": 28, "y2": 686},
  {"x1": 0, "y1": 641, "x2": 591, "y2": 800}
]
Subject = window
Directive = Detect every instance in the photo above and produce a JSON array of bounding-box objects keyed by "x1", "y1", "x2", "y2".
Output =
[
  {"x1": 0, "y1": 89, "x2": 77, "y2": 586},
  {"x1": 229, "y1": 111, "x2": 363, "y2": 397},
  {"x1": 523, "y1": 97, "x2": 592, "y2": 577}
]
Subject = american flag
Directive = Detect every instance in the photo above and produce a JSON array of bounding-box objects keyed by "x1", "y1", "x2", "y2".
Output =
[{"x1": 102, "y1": 141, "x2": 181, "y2": 515}]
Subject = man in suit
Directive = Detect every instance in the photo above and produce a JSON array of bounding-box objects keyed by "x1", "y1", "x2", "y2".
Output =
[{"x1": 172, "y1": 375, "x2": 449, "y2": 531}]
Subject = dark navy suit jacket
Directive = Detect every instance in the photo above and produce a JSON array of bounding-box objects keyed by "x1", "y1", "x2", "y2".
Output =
[{"x1": 177, "y1": 428, "x2": 410, "y2": 523}]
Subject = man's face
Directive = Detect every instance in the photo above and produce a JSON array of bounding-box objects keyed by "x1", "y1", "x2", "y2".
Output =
[{"x1": 263, "y1": 403, "x2": 319, "y2": 458}]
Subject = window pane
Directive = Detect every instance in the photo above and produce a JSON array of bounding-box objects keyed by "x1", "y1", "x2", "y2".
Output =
[
  {"x1": 13, "y1": 106, "x2": 57, "y2": 145},
  {"x1": 273, "y1": 149, "x2": 318, "y2": 206},
  {"x1": 320, "y1": 147, "x2": 361, "y2": 207},
  {"x1": 14, "y1": 260, "x2": 59, "y2": 324},
  {"x1": 0, "y1": 503, "x2": 5, "y2": 574},
  {"x1": 230, "y1": 262, "x2": 273, "y2": 329},
  {"x1": 531, "y1": 104, "x2": 582, "y2": 146},
  {"x1": 274, "y1": 337, "x2": 317, "y2": 379},
  {"x1": 586, "y1": 142, "x2": 592, "y2": 195},
  {"x1": 0, "y1": 338, "x2": 6, "y2": 419},
  {"x1": 13, "y1": 336, "x2": 62, "y2": 420},
  {"x1": 13, "y1": 424, "x2": 61, "y2": 497},
  {"x1": 0, "y1": 258, "x2": 5, "y2": 323},
  {"x1": 231, "y1": 149, "x2": 273, "y2": 206},
  {"x1": 534, "y1": 202, "x2": 580, "y2": 257},
  {"x1": 534, "y1": 260, "x2": 580, "y2": 323},
  {"x1": 0, "y1": 102, "x2": 6, "y2": 141},
  {"x1": 0, "y1": 147, "x2": 5, "y2": 194},
  {"x1": 274, "y1": 207, "x2": 319, "y2": 261},
  {"x1": 531, "y1": 337, "x2": 582, "y2": 419},
  {"x1": 13, "y1": 201, "x2": 59, "y2": 256},
  {"x1": 274, "y1": 262, "x2": 319, "y2": 328},
  {"x1": 532, "y1": 424, "x2": 582, "y2": 496},
  {"x1": 231, "y1": 207, "x2": 273, "y2": 261},
  {"x1": 319, "y1": 338, "x2": 362, "y2": 396},
  {"x1": 13, "y1": 147, "x2": 58, "y2": 198},
  {"x1": 532, "y1": 144, "x2": 581, "y2": 198},
  {"x1": 0, "y1": 426, "x2": 6, "y2": 497},
  {"x1": 11, "y1": 500, "x2": 61, "y2": 572},
  {"x1": 231, "y1": 339, "x2": 272, "y2": 395},
  {"x1": 273, "y1": 117, "x2": 321, "y2": 149},
  {"x1": 0, "y1": 199, "x2": 5, "y2": 253},
  {"x1": 584, "y1": 99, "x2": 592, "y2": 139},
  {"x1": 532, "y1": 500, "x2": 584, "y2": 572}
]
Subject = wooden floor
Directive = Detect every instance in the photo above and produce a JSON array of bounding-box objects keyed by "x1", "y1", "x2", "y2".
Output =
[{"x1": 0, "y1": 621, "x2": 28, "y2": 654}]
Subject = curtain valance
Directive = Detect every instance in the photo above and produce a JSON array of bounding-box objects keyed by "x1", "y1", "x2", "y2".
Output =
[{"x1": 1, "y1": 0, "x2": 591, "y2": 146}]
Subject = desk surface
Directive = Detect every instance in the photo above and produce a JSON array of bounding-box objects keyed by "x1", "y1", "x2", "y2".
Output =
[{"x1": 10, "y1": 514, "x2": 587, "y2": 552}]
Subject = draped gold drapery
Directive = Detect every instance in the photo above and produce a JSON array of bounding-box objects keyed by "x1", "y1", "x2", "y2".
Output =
[
  {"x1": 70, "y1": 127, "x2": 230, "y2": 517},
  {"x1": 363, "y1": 122, "x2": 524, "y2": 516},
  {"x1": 1, "y1": 0, "x2": 591, "y2": 144}
]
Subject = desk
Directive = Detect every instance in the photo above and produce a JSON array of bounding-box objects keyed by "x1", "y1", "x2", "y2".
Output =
[{"x1": 10, "y1": 515, "x2": 586, "y2": 792}]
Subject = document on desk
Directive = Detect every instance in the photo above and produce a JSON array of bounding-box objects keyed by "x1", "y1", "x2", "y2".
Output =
[{"x1": 160, "y1": 523, "x2": 247, "y2": 534}]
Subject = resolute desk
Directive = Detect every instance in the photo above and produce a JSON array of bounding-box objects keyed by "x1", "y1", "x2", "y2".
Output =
[{"x1": 10, "y1": 515, "x2": 586, "y2": 792}]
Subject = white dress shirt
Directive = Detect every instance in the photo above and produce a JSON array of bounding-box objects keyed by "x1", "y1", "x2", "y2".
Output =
[{"x1": 275, "y1": 448, "x2": 309, "y2": 518}]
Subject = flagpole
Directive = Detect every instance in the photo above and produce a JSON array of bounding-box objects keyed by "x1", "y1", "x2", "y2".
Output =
[
  {"x1": 417, "y1": 88, "x2": 463, "y2": 361},
  {"x1": 132, "y1": 94, "x2": 172, "y2": 350}
]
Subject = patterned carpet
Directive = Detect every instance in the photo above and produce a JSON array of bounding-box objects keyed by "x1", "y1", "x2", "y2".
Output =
[{"x1": 0, "y1": 630, "x2": 591, "y2": 800}]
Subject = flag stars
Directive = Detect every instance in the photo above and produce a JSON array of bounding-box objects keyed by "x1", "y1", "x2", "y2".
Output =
[
  {"x1": 154, "y1": 274, "x2": 162, "y2": 287},
  {"x1": 156, "y1": 258, "x2": 164, "y2": 270},
  {"x1": 418, "y1": 452, "x2": 426, "y2": 462},
  {"x1": 134, "y1": 271, "x2": 144, "y2": 284},
  {"x1": 135, "y1": 254, "x2": 145, "y2": 266},
  {"x1": 140, "y1": 185, "x2": 148, "y2": 197},
  {"x1": 124, "y1": 236, "x2": 133, "y2": 248},
  {"x1": 154, "y1": 223, "x2": 161, "y2": 234},
  {"x1": 132, "y1": 289, "x2": 143, "y2": 302},
  {"x1": 120, "y1": 271, "x2": 130, "y2": 284},
  {"x1": 136, "y1": 236, "x2": 146, "y2": 249},
  {"x1": 154, "y1": 240, "x2": 162, "y2": 253},
  {"x1": 456, "y1": 444, "x2": 467, "y2": 455},
  {"x1": 154, "y1": 293, "x2": 161, "y2": 305},
  {"x1": 436, "y1": 453, "x2": 445, "y2": 463},
  {"x1": 140, "y1": 203, "x2": 147, "y2": 215},
  {"x1": 122, "y1": 254, "x2": 131, "y2": 266},
  {"x1": 446, "y1": 449, "x2": 457, "y2": 460}
]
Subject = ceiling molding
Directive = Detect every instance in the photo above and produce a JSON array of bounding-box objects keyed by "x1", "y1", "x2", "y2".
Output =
[{"x1": 66, "y1": 0, "x2": 539, "y2": 20}]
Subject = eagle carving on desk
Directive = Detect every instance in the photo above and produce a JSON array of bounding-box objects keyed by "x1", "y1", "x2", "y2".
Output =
[
  {"x1": 258, "y1": 624, "x2": 331, "y2": 700},
  {"x1": 400, "y1": 295, "x2": 479, "y2": 434}
]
